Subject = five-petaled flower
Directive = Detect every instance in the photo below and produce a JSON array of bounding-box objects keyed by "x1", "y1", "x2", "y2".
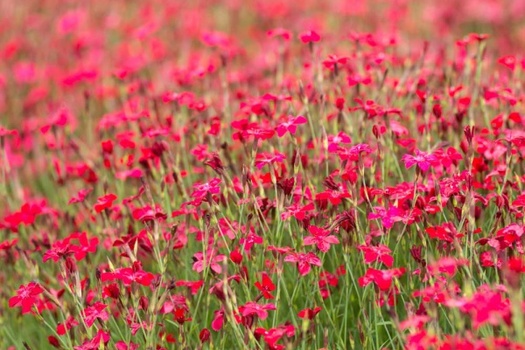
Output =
[
  {"x1": 239, "y1": 301, "x2": 276, "y2": 320},
  {"x1": 303, "y1": 226, "x2": 340, "y2": 253},
  {"x1": 402, "y1": 150, "x2": 438, "y2": 173},
  {"x1": 254, "y1": 273, "x2": 276, "y2": 299},
  {"x1": 284, "y1": 252, "x2": 322, "y2": 276},
  {"x1": 9, "y1": 282, "x2": 44, "y2": 314}
]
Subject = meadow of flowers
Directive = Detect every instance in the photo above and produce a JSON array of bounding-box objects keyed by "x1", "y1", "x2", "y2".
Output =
[{"x1": 2, "y1": 0, "x2": 525, "y2": 349}]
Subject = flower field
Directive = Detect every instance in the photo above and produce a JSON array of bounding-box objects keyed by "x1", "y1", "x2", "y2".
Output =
[{"x1": 2, "y1": 0, "x2": 525, "y2": 349}]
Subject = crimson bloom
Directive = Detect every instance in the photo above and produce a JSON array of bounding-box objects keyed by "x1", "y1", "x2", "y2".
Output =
[
  {"x1": 358, "y1": 268, "x2": 405, "y2": 291},
  {"x1": 358, "y1": 244, "x2": 394, "y2": 267},
  {"x1": 69, "y1": 232, "x2": 99, "y2": 261},
  {"x1": 100, "y1": 262, "x2": 155, "y2": 286},
  {"x1": 93, "y1": 193, "x2": 117, "y2": 213},
  {"x1": 298, "y1": 306, "x2": 322, "y2": 320},
  {"x1": 254, "y1": 273, "x2": 276, "y2": 299},
  {"x1": 43, "y1": 239, "x2": 74, "y2": 262},
  {"x1": 9, "y1": 282, "x2": 44, "y2": 314},
  {"x1": 57, "y1": 316, "x2": 79, "y2": 335},
  {"x1": 239, "y1": 301, "x2": 276, "y2": 320}
]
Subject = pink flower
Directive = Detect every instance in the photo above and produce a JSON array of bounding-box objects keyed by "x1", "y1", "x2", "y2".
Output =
[
  {"x1": 82, "y1": 302, "x2": 109, "y2": 327},
  {"x1": 239, "y1": 301, "x2": 276, "y2": 320},
  {"x1": 358, "y1": 244, "x2": 394, "y2": 267},
  {"x1": 401, "y1": 149, "x2": 438, "y2": 172},
  {"x1": 299, "y1": 30, "x2": 321, "y2": 43},
  {"x1": 212, "y1": 308, "x2": 225, "y2": 331},
  {"x1": 275, "y1": 115, "x2": 307, "y2": 137},
  {"x1": 193, "y1": 249, "x2": 226, "y2": 274},
  {"x1": 100, "y1": 262, "x2": 155, "y2": 286},
  {"x1": 73, "y1": 329, "x2": 110, "y2": 350},
  {"x1": 254, "y1": 152, "x2": 286, "y2": 170},
  {"x1": 9, "y1": 282, "x2": 44, "y2": 314},
  {"x1": 303, "y1": 226, "x2": 339, "y2": 252},
  {"x1": 284, "y1": 252, "x2": 322, "y2": 276}
]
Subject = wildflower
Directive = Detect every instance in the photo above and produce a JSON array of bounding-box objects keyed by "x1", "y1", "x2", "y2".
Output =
[
  {"x1": 402, "y1": 149, "x2": 438, "y2": 172},
  {"x1": 9, "y1": 282, "x2": 44, "y2": 314},
  {"x1": 284, "y1": 252, "x2": 322, "y2": 276},
  {"x1": 303, "y1": 226, "x2": 339, "y2": 253},
  {"x1": 254, "y1": 273, "x2": 276, "y2": 299}
]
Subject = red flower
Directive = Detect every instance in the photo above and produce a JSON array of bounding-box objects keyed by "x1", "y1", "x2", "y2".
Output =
[
  {"x1": 192, "y1": 249, "x2": 226, "y2": 274},
  {"x1": 426, "y1": 222, "x2": 462, "y2": 243},
  {"x1": 82, "y1": 302, "x2": 109, "y2": 327},
  {"x1": 212, "y1": 308, "x2": 225, "y2": 331},
  {"x1": 199, "y1": 328, "x2": 211, "y2": 343},
  {"x1": 284, "y1": 252, "x2": 322, "y2": 276},
  {"x1": 498, "y1": 55, "x2": 516, "y2": 71},
  {"x1": 255, "y1": 152, "x2": 286, "y2": 170},
  {"x1": 132, "y1": 205, "x2": 167, "y2": 222},
  {"x1": 43, "y1": 239, "x2": 73, "y2": 262},
  {"x1": 240, "y1": 233, "x2": 263, "y2": 253},
  {"x1": 9, "y1": 282, "x2": 44, "y2": 314},
  {"x1": 299, "y1": 30, "x2": 321, "y2": 43},
  {"x1": 358, "y1": 268, "x2": 405, "y2": 291},
  {"x1": 93, "y1": 193, "x2": 117, "y2": 213},
  {"x1": 254, "y1": 324, "x2": 295, "y2": 349},
  {"x1": 57, "y1": 316, "x2": 79, "y2": 335},
  {"x1": 68, "y1": 188, "x2": 92, "y2": 205},
  {"x1": 254, "y1": 273, "x2": 276, "y2": 299},
  {"x1": 239, "y1": 301, "x2": 276, "y2": 320},
  {"x1": 100, "y1": 262, "x2": 155, "y2": 286},
  {"x1": 69, "y1": 232, "x2": 99, "y2": 261},
  {"x1": 358, "y1": 244, "x2": 394, "y2": 267},
  {"x1": 73, "y1": 329, "x2": 110, "y2": 350},
  {"x1": 230, "y1": 247, "x2": 243, "y2": 265},
  {"x1": 115, "y1": 341, "x2": 139, "y2": 350},
  {"x1": 322, "y1": 55, "x2": 349, "y2": 70},
  {"x1": 275, "y1": 115, "x2": 307, "y2": 137},
  {"x1": 402, "y1": 150, "x2": 438, "y2": 172},
  {"x1": 190, "y1": 178, "x2": 221, "y2": 203},
  {"x1": 298, "y1": 306, "x2": 322, "y2": 320},
  {"x1": 303, "y1": 226, "x2": 339, "y2": 253}
]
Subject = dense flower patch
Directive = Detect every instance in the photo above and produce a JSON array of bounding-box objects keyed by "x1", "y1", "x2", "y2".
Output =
[{"x1": 2, "y1": 0, "x2": 525, "y2": 349}]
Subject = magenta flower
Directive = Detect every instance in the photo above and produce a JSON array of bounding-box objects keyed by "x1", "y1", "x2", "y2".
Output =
[
  {"x1": 299, "y1": 30, "x2": 321, "y2": 43},
  {"x1": 192, "y1": 249, "x2": 226, "y2": 274},
  {"x1": 239, "y1": 301, "x2": 276, "y2": 320},
  {"x1": 240, "y1": 233, "x2": 263, "y2": 252},
  {"x1": 284, "y1": 252, "x2": 322, "y2": 276},
  {"x1": 275, "y1": 115, "x2": 307, "y2": 137},
  {"x1": 9, "y1": 282, "x2": 44, "y2": 314},
  {"x1": 100, "y1": 262, "x2": 155, "y2": 286},
  {"x1": 93, "y1": 193, "x2": 117, "y2": 213},
  {"x1": 401, "y1": 149, "x2": 438, "y2": 172},
  {"x1": 254, "y1": 152, "x2": 286, "y2": 170},
  {"x1": 82, "y1": 302, "x2": 109, "y2": 327},
  {"x1": 73, "y1": 329, "x2": 110, "y2": 350},
  {"x1": 303, "y1": 226, "x2": 339, "y2": 253},
  {"x1": 191, "y1": 178, "x2": 221, "y2": 199},
  {"x1": 358, "y1": 244, "x2": 394, "y2": 268}
]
